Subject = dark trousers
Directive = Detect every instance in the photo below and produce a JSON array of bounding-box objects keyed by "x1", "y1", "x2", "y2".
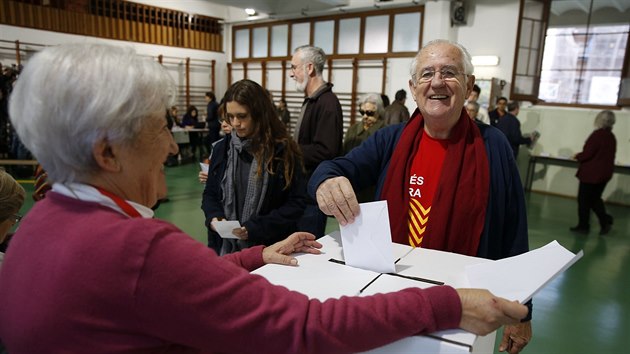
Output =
[{"x1": 577, "y1": 181, "x2": 609, "y2": 229}]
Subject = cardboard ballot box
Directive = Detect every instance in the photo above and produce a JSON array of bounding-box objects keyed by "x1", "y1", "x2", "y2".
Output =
[{"x1": 252, "y1": 231, "x2": 496, "y2": 354}]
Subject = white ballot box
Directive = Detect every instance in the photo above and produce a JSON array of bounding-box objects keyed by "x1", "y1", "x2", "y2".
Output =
[
  {"x1": 252, "y1": 231, "x2": 581, "y2": 354},
  {"x1": 252, "y1": 232, "x2": 494, "y2": 354}
]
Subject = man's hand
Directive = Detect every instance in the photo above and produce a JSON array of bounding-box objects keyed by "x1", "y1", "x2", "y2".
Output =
[
  {"x1": 499, "y1": 322, "x2": 532, "y2": 354},
  {"x1": 315, "y1": 176, "x2": 360, "y2": 226},
  {"x1": 262, "y1": 232, "x2": 323, "y2": 266},
  {"x1": 456, "y1": 289, "x2": 528, "y2": 336}
]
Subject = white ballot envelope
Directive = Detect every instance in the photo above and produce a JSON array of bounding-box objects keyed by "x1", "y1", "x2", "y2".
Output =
[
  {"x1": 211, "y1": 220, "x2": 241, "y2": 239},
  {"x1": 199, "y1": 163, "x2": 209, "y2": 173},
  {"x1": 340, "y1": 200, "x2": 396, "y2": 273},
  {"x1": 466, "y1": 240, "x2": 583, "y2": 303}
]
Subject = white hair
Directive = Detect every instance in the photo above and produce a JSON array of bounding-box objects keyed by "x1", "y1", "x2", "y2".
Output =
[
  {"x1": 294, "y1": 45, "x2": 326, "y2": 77},
  {"x1": 594, "y1": 110, "x2": 615, "y2": 129},
  {"x1": 358, "y1": 93, "x2": 385, "y2": 119},
  {"x1": 410, "y1": 39, "x2": 474, "y2": 85},
  {"x1": 9, "y1": 43, "x2": 176, "y2": 183}
]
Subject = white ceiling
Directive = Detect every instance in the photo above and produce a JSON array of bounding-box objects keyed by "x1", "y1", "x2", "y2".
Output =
[{"x1": 205, "y1": 0, "x2": 425, "y2": 19}]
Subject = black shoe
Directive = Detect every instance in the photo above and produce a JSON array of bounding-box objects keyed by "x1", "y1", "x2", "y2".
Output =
[
  {"x1": 570, "y1": 226, "x2": 589, "y2": 234},
  {"x1": 600, "y1": 224, "x2": 612, "y2": 235}
]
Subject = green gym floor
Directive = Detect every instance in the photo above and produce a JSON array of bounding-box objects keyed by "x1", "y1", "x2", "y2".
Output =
[{"x1": 13, "y1": 162, "x2": 629, "y2": 354}]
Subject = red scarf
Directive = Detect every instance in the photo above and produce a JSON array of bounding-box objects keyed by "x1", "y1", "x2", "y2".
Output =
[{"x1": 380, "y1": 108, "x2": 489, "y2": 256}]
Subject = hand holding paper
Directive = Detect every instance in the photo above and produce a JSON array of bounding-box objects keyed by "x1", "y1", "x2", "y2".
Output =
[
  {"x1": 340, "y1": 201, "x2": 396, "y2": 273},
  {"x1": 211, "y1": 220, "x2": 242, "y2": 239}
]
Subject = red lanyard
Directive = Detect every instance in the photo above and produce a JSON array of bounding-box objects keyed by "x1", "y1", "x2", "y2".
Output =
[{"x1": 93, "y1": 186, "x2": 142, "y2": 219}]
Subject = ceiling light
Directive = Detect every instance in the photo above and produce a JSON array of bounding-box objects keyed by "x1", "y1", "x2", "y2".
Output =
[
  {"x1": 245, "y1": 8, "x2": 257, "y2": 16},
  {"x1": 471, "y1": 55, "x2": 500, "y2": 66}
]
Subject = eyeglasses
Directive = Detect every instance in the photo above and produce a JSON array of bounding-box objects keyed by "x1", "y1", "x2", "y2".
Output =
[
  {"x1": 415, "y1": 67, "x2": 464, "y2": 82},
  {"x1": 10, "y1": 214, "x2": 22, "y2": 224},
  {"x1": 359, "y1": 110, "x2": 376, "y2": 117}
]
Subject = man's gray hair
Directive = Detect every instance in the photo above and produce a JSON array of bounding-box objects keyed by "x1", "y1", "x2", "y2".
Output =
[
  {"x1": 294, "y1": 45, "x2": 326, "y2": 77},
  {"x1": 410, "y1": 39, "x2": 474, "y2": 85},
  {"x1": 594, "y1": 110, "x2": 615, "y2": 129},
  {"x1": 358, "y1": 93, "x2": 385, "y2": 119},
  {"x1": 9, "y1": 43, "x2": 176, "y2": 183}
]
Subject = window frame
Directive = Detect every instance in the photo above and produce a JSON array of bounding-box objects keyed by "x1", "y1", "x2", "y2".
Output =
[{"x1": 511, "y1": 0, "x2": 630, "y2": 108}]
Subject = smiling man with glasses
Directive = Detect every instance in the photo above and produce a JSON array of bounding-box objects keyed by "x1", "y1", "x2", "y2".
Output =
[{"x1": 310, "y1": 39, "x2": 533, "y2": 354}]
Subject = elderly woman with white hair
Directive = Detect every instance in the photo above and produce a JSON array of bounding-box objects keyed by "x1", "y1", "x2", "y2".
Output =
[
  {"x1": 0, "y1": 43, "x2": 528, "y2": 353},
  {"x1": 343, "y1": 93, "x2": 386, "y2": 154},
  {"x1": 571, "y1": 110, "x2": 617, "y2": 235}
]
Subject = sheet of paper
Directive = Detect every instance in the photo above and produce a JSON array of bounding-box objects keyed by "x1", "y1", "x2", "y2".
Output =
[
  {"x1": 199, "y1": 163, "x2": 209, "y2": 173},
  {"x1": 339, "y1": 200, "x2": 395, "y2": 273},
  {"x1": 211, "y1": 220, "x2": 241, "y2": 239},
  {"x1": 465, "y1": 240, "x2": 583, "y2": 303}
]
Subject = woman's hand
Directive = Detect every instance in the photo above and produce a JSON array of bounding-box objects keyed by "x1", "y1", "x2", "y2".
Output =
[
  {"x1": 198, "y1": 171, "x2": 208, "y2": 184},
  {"x1": 262, "y1": 232, "x2": 323, "y2": 266},
  {"x1": 232, "y1": 227, "x2": 248, "y2": 240}
]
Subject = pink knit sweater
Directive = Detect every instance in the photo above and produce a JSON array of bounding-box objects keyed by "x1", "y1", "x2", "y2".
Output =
[{"x1": 0, "y1": 192, "x2": 461, "y2": 353}]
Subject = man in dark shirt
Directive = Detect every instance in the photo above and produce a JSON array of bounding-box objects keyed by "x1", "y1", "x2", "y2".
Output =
[
  {"x1": 495, "y1": 101, "x2": 539, "y2": 158},
  {"x1": 290, "y1": 45, "x2": 343, "y2": 237}
]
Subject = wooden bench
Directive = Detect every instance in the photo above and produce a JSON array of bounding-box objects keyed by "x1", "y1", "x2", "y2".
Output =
[{"x1": 0, "y1": 159, "x2": 39, "y2": 166}]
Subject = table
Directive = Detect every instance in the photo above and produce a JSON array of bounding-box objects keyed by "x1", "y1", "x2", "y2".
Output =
[
  {"x1": 252, "y1": 232, "x2": 496, "y2": 354},
  {"x1": 524, "y1": 154, "x2": 630, "y2": 191},
  {"x1": 171, "y1": 128, "x2": 210, "y2": 162}
]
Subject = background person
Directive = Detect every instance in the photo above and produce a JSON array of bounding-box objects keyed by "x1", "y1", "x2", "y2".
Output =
[
  {"x1": 0, "y1": 42, "x2": 527, "y2": 353},
  {"x1": 343, "y1": 93, "x2": 386, "y2": 154},
  {"x1": 309, "y1": 39, "x2": 532, "y2": 354},
  {"x1": 489, "y1": 96, "x2": 507, "y2": 126},
  {"x1": 202, "y1": 79, "x2": 309, "y2": 255},
  {"x1": 466, "y1": 84, "x2": 489, "y2": 124},
  {"x1": 495, "y1": 101, "x2": 539, "y2": 158},
  {"x1": 0, "y1": 169, "x2": 25, "y2": 269},
  {"x1": 384, "y1": 89, "x2": 410, "y2": 125},
  {"x1": 570, "y1": 110, "x2": 616, "y2": 235},
  {"x1": 290, "y1": 45, "x2": 343, "y2": 237}
]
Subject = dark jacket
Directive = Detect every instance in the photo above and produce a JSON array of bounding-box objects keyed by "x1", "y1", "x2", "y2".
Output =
[
  {"x1": 297, "y1": 83, "x2": 343, "y2": 174},
  {"x1": 576, "y1": 128, "x2": 616, "y2": 184},
  {"x1": 308, "y1": 121, "x2": 529, "y2": 261},
  {"x1": 383, "y1": 100, "x2": 410, "y2": 125},
  {"x1": 495, "y1": 113, "x2": 532, "y2": 158},
  {"x1": 202, "y1": 135, "x2": 308, "y2": 246}
]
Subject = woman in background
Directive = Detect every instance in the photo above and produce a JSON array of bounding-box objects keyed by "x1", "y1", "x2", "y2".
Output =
[
  {"x1": 202, "y1": 79, "x2": 309, "y2": 255},
  {"x1": 571, "y1": 110, "x2": 617, "y2": 235},
  {"x1": 343, "y1": 93, "x2": 386, "y2": 154},
  {"x1": 0, "y1": 169, "x2": 25, "y2": 269}
]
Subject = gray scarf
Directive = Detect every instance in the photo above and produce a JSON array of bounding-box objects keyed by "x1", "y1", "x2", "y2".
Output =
[{"x1": 220, "y1": 131, "x2": 269, "y2": 254}]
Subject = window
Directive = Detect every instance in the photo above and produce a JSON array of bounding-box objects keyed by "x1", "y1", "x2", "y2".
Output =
[{"x1": 512, "y1": 0, "x2": 630, "y2": 107}]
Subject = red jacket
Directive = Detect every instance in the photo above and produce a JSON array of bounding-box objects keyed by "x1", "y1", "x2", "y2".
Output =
[{"x1": 576, "y1": 128, "x2": 616, "y2": 184}]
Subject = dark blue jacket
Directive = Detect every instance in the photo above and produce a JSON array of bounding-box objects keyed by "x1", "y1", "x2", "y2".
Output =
[
  {"x1": 202, "y1": 135, "x2": 309, "y2": 247},
  {"x1": 308, "y1": 121, "x2": 529, "y2": 260}
]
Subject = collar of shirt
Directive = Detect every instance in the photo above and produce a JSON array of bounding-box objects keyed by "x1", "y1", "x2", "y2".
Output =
[{"x1": 52, "y1": 182, "x2": 154, "y2": 219}]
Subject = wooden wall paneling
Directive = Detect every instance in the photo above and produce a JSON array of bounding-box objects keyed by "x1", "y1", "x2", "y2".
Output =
[
  {"x1": 243, "y1": 62, "x2": 248, "y2": 80},
  {"x1": 185, "y1": 57, "x2": 190, "y2": 107},
  {"x1": 351, "y1": 58, "x2": 358, "y2": 124},
  {"x1": 327, "y1": 58, "x2": 332, "y2": 84},
  {"x1": 281, "y1": 60, "x2": 287, "y2": 99},
  {"x1": 381, "y1": 58, "x2": 387, "y2": 94},
  {"x1": 0, "y1": 0, "x2": 6, "y2": 23},
  {"x1": 14, "y1": 40, "x2": 21, "y2": 67},
  {"x1": 261, "y1": 61, "x2": 267, "y2": 88},
  {"x1": 227, "y1": 62, "x2": 232, "y2": 87},
  {"x1": 143, "y1": 6, "x2": 150, "y2": 43},
  {"x1": 211, "y1": 59, "x2": 216, "y2": 92}
]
